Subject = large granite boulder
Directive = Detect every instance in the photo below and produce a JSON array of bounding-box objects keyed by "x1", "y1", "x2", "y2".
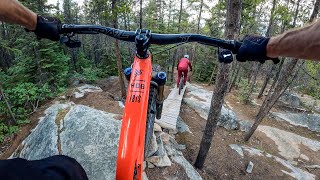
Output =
[
  {"x1": 74, "y1": 84, "x2": 103, "y2": 98},
  {"x1": 278, "y1": 91, "x2": 301, "y2": 108},
  {"x1": 271, "y1": 112, "x2": 320, "y2": 132},
  {"x1": 183, "y1": 83, "x2": 238, "y2": 130},
  {"x1": 11, "y1": 103, "x2": 121, "y2": 180}
]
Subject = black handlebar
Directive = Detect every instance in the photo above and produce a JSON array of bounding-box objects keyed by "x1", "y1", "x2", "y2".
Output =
[{"x1": 60, "y1": 24, "x2": 242, "y2": 54}]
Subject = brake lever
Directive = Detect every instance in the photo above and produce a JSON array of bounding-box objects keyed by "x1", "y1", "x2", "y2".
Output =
[
  {"x1": 65, "y1": 39, "x2": 81, "y2": 48},
  {"x1": 60, "y1": 36, "x2": 81, "y2": 48}
]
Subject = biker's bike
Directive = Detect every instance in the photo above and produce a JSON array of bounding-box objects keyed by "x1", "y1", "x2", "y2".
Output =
[
  {"x1": 178, "y1": 73, "x2": 184, "y2": 95},
  {"x1": 59, "y1": 24, "x2": 242, "y2": 180}
]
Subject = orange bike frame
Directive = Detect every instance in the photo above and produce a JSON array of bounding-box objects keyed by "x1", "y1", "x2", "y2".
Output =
[{"x1": 116, "y1": 54, "x2": 153, "y2": 180}]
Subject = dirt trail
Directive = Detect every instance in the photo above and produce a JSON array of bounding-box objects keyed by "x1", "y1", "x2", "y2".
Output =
[{"x1": 177, "y1": 104, "x2": 294, "y2": 180}]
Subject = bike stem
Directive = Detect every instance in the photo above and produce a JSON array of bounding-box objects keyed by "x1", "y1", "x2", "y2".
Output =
[{"x1": 135, "y1": 29, "x2": 151, "y2": 59}]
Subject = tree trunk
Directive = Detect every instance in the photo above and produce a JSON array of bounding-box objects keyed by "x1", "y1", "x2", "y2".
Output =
[
  {"x1": 259, "y1": 0, "x2": 302, "y2": 107},
  {"x1": 244, "y1": 59, "x2": 298, "y2": 141},
  {"x1": 0, "y1": 85, "x2": 16, "y2": 124},
  {"x1": 171, "y1": 48, "x2": 178, "y2": 83},
  {"x1": 267, "y1": 59, "x2": 285, "y2": 96},
  {"x1": 292, "y1": 0, "x2": 301, "y2": 28},
  {"x1": 139, "y1": 0, "x2": 143, "y2": 29},
  {"x1": 257, "y1": 0, "x2": 286, "y2": 99},
  {"x1": 244, "y1": 62, "x2": 261, "y2": 104},
  {"x1": 115, "y1": 40, "x2": 126, "y2": 98},
  {"x1": 33, "y1": 46, "x2": 43, "y2": 84},
  {"x1": 197, "y1": 0, "x2": 204, "y2": 34},
  {"x1": 194, "y1": 0, "x2": 241, "y2": 169},
  {"x1": 63, "y1": 0, "x2": 72, "y2": 23},
  {"x1": 282, "y1": 62, "x2": 305, "y2": 94},
  {"x1": 1, "y1": 22, "x2": 5, "y2": 38},
  {"x1": 112, "y1": 0, "x2": 126, "y2": 98},
  {"x1": 167, "y1": 0, "x2": 173, "y2": 29},
  {"x1": 208, "y1": 64, "x2": 217, "y2": 86},
  {"x1": 265, "y1": 0, "x2": 277, "y2": 37},
  {"x1": 172, "y1": 3, "x2": 184, "y2": 82},
  {"x1": 191, "y1": 0, "x2": 204, "y2": 81},
  {"x1": 245, "y1": 0, "x2": 319, "y2": 141},
  {"x1": 257, "y1": 63, "x2": 274, "y2": 98},
  {"x1": 227, "y1": 61, "x2": 240, "y2": 92},
  {"x1": 255, "y1": 0, "x2": 276, "y2": 95},
  {"x1": 178, "y1": 0, "x2": 183, "y2": 32},
  {"x1": 0, "y1": 22, "x2": 12, "y2": 70},
  {"x1": 310, "y1": 0, "x2": 320, "y2": 22}
]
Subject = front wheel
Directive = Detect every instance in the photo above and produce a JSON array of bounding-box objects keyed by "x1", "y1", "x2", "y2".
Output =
[{"x1": 144, "y1": 86, "x2": 157, "y2": 158}]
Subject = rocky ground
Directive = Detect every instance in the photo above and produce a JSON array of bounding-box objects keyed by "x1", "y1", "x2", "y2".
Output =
[
  {"x1": 0, "y1": 77, "x2": 319, "y2": 180},
  {"x1": 173, "y1": 83, "x2": 320, "y2": 180}
]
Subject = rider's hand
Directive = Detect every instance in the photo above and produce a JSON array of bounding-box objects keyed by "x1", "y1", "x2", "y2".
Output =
[
  {"x1": 32, "y1": 15, "x2": 61, "y2": 41},
  {"x1": 236, "y1": 35, "x2": 280, "y2": 64}
]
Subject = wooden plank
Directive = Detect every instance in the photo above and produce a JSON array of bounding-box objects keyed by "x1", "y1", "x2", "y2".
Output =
[{"x1": 155, "y1": 85, "x2": 186, "y2": 130}]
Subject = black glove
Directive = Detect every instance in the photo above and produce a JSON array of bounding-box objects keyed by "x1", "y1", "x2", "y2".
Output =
[
  {"x1": 218, "y1": 49, "x2": 233, "y2": 64},
  {"x1": 236, "y1": 35, "x2": 280, "y2": 64},
  {"x1": 33, "y1": 15, "x2": 61, "y2": 41}
]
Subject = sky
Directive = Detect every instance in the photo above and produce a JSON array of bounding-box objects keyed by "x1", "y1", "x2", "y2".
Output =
[{"x1": 47, "y1": 0, "x2": 85, "y2": 7}]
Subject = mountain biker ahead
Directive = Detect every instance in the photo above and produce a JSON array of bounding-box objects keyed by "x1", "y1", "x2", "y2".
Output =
[{"x1": 177, "y1": 55, "x2": 192, "y2": 88}]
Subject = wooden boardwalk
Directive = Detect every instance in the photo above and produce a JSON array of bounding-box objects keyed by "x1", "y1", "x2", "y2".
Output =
[{"x1": 155, "y1": 85, "x2": 186, "y2": 130}]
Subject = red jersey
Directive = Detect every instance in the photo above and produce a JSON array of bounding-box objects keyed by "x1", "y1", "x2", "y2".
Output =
[{"x1": 177, "y1": 58, "x2": 192, "y2": 71}]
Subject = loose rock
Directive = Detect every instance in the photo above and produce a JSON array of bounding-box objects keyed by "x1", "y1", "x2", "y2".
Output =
[
  {"x1": 145, "y1": 133, "x2": 158, "y2": 158},
  {"x1": 170, "y1": 155, "x2": 202, "y2": 180},
  {"x1": 229, "y1": 144, "x2": 244, "y2": 157},
  {"x1": 153, "y1": 123, "x2": 162, "y2": 132},
  {"x1": 246, "y1": 161, "x2": 254, "y2": 173},
  {"x1": 143, "y1": 172, "x2": 149, "y2": 180},
  {"x1": 74, "y1": 84, "x2": 103, "y2": 98},
  {"x1": 239, "y1": 120, "x2": 253, "y2": 132},
  {"x1": 176, "y1": 117, "x2": 191, "y2": 133},
  {"x1": 147, "y1": 161, "x2": 155, "y2": 169},
  {"x1": 145, "y1": 155, "x2": 172, "y2": 167}
]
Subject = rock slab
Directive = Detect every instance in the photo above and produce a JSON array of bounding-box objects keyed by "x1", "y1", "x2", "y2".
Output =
[
  {"x1": 74, "y1": 84, "x2": 103, "y2": 98},
  {"x1": 257, "y1": 125, "x2": 320, "y2": 161},
  {"x1": 183, "y1": 83, "x2": 238, "y2": 130},
  {"x1": 272, "y1": 112, "x2": 320, "y2": 133},
  {"x1": 12, "y1": 104, "x2": 122, "y2": 180},
  {"x1": 278, "y1": 91, "x2": 301, "y2": 108}
]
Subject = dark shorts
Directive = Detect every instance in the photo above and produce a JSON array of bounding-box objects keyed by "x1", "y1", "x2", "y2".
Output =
[{"x1": 0, "y1": 155, "x2": 88, "y2": 180}]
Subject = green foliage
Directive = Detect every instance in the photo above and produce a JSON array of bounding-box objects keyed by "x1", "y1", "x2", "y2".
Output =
[
  {"x1": 82, "y1": 67, "x2": 105, "y2": 83},
  {"x1": 1, "y1": 83, "x2": 53, "y2": 121},
  {"x1": 0, "y1": 123, "x2": 18, "y2": 143},
  {"x1": 297, "y1": 62, "x2": 320, "y2": 99},
  {"x1": 236, "y1": 78, "x2": 252, "y2": 104},
  {"x1": 38, "y1": 42, "x2": 70, "y2": 88}
]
